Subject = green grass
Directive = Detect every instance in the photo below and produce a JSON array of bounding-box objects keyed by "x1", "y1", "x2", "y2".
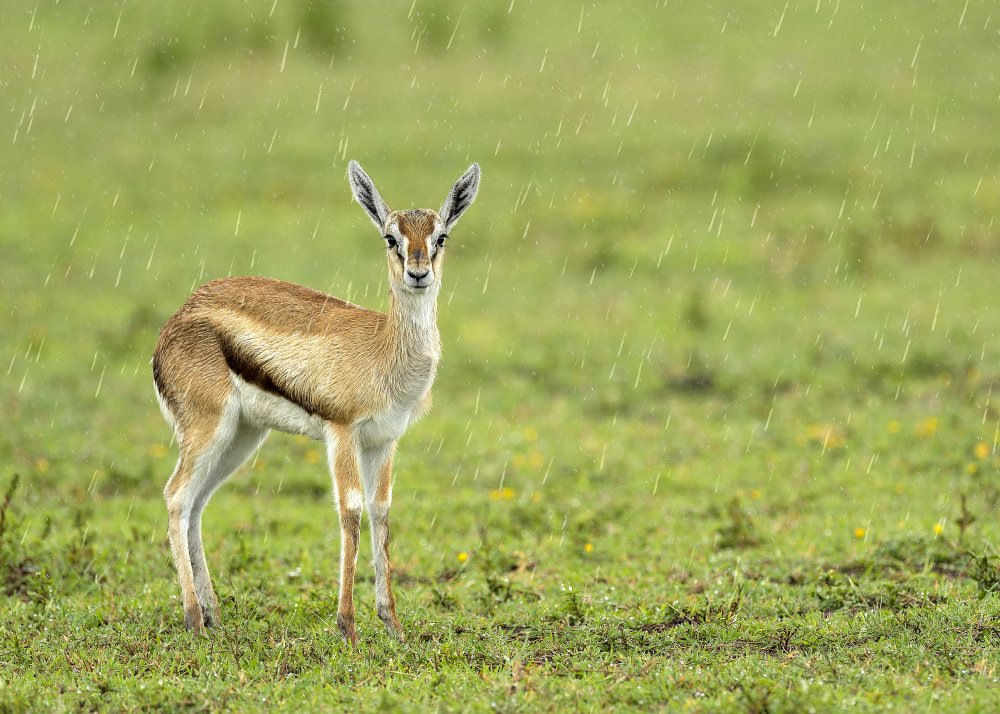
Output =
[{"x1": 2, "y1": 0, "x2": 999, "y2": 710}]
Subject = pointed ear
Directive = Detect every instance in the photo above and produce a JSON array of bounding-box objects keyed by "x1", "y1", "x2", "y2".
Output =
[
  {"x1": 348, "y1": 160, "x2": 391, "y2": 231},
  {"x1": 439, "y1": 163, "x2": 481, "y2": 230}
]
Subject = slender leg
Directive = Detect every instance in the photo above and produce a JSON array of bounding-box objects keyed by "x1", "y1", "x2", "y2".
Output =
[
  {"x1": 163, "y1": 399, "x2": 243, "y2": 633},
  {"x1": 186, "y1": 424, "x2": 270, "y2": 628},
  {"x1": 165, "y1": 456, "x2": 204, "y2": 633},
  {"x1": 186, "y1": 507, "x2": 218, "y2": 627},
  {"x1": 325, "y1": 424, "x2": 364, "y2": 646},
  {"x1": 359, "y1": 442, "x2": 403, "y2": 640}
]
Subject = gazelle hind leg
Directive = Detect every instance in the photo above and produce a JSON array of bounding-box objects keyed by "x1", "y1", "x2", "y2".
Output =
[
  {"x1": 324, "y1": 424, "x2": 364, "y2": 646},
  {"x1": 359, "y1": 442, "x2": 403, "y2": 640},
  {"x1": 186, "y1": 424, "x2": 270, "y2": 628},
  {"x1": 164, "y1": 455, "x2": 204, "y2": 633},
  {"x1": 163, "y1": 403, "x2": 240, "y2": 633}
]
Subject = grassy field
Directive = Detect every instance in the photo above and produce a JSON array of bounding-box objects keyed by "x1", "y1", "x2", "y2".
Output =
[{"x1": 1, "y1": 0, "x2": 999, "y2": 710}]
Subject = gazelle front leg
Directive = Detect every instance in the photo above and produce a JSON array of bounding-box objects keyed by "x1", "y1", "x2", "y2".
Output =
[
  {"x1": 325, "y1": 424, "x2": 364, "y2": 646},
  {"x1": 359, "y1": 442, "x2": 404, "y2": 641}
]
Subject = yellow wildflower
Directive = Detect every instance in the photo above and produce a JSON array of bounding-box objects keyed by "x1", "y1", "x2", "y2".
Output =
[
  {"x1": 457, "y1": 551, "x2": 468, "y2": 563},
  {"x1": 523, "y1": 427, "x2": 538, "y2": 442},
  {"x1": 305, "y1": 448, "x2": 321, "y2": 464},
  {"x1": 887, "y1": 420, "x2": 902, "y2": 434},
  {"x1": 149, "y1": 443, "x2": 167, "y2": 458},
  {"x1": 584, "y1": 543, "x2": 594, "y2": 554},
  {"x1": 853, "y1": 527, "x2": 866, "y2": 540},
  {"x1": 974, "y1": 442, "x2": 990, "y2": 460},
  {"x1": 34, "y1": 456, "x2": 50, "y2": 473},
  {"x1": 489, "y1": 487, "x2": 515, "y2": 500},
  {"x1": 933, "y1": 522, "x2": 944, "y2": 536},
  {"x1": 915, "y1": 417, "x2": 939, "y2": 438}
]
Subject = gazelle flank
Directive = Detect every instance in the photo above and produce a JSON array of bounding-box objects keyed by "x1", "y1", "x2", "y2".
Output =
[{"x1": 152, "y1": 161, "x2": 480, "y2": 645}]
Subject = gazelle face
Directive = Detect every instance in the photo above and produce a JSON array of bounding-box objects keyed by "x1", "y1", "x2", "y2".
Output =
[
  {"x1": 348, "y1": 160, "x2": 479, "y2": 296},
  {"x1": 382, "y1": 209, "x2": 448, "y2": 293}
]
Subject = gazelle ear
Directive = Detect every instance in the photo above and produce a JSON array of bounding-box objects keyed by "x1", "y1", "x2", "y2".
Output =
[
  {"x1": 439, "y1": 163, "x2": 480, "y2": 230},
  {"x1": 348, "y1": 160, "x2": 392, "y2": 231}
]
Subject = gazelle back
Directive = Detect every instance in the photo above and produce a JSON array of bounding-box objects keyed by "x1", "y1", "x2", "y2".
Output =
[{"x1": 153, "y1": 161, "x2": 480, "y2": 644}]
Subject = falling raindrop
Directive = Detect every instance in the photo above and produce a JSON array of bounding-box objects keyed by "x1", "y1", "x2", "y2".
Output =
[{"x1": 772, "y1": 2, "x2": 789, "y2": 36}]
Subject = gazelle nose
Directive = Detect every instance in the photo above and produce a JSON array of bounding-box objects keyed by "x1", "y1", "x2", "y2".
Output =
[{"x1": 407, "y1": 269, "x2": 429, "y2": 281}]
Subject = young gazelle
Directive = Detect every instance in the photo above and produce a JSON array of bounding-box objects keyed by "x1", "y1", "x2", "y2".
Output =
[{"x1": 152, "y1": 161, "x2": 480, "y2": 644}]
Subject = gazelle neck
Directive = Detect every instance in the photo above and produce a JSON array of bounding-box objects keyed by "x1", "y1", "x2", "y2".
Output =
[{"x1": 386, "y1": 284, "x2": 441, "y2": 361}]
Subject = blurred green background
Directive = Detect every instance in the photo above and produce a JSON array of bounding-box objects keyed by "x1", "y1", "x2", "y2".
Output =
[
  {"x1": 1, "y1": 1, "x2": 999, "y2": 710},
  {"x1": 3, "y1": 0, "x2": 997, "y2": 484}
]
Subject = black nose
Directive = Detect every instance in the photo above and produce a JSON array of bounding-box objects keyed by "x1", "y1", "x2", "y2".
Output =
[{"x1": 407, "y1": 269, "x2": 429, "y2": 281}]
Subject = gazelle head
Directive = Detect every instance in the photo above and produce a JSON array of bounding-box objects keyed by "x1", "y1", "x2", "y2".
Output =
[{"x1": 348, "y1": 161, "x2": 480, "y2": 295}]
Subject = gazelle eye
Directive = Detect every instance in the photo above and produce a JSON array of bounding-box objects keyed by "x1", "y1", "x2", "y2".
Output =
[
  {"x1": 384, "y1": 235, "x2": 397, "y2": 248},
  {"x1": 436, "y1": 234, "x2": 447, "y2": 247}
]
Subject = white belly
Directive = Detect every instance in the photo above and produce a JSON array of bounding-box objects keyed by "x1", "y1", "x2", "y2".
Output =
[
  {"x1": 231, "y1": 371, "x2": 430, "y2": 448},
  {"x1": 354, "y1": 402, "x2": 418, "y2": 449},
  {"x1": 232, "y1": 373, "x2": 327, "y2": 440}
]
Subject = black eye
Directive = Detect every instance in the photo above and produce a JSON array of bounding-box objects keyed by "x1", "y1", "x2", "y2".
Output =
[
  {"x1": 384, "y1": 235, "x2": 397, "y2": 248},
  {"x1": 436, "y1": 234, "x2": 448, "y2": 247}
]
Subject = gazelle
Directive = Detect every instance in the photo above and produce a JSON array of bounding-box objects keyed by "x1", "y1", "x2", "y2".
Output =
[{"x1": 152, "y1": 161, "x2": 480, "y2": 644}]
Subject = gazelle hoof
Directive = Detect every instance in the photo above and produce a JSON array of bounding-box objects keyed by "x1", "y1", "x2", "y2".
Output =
[
  {"x1": 379, "y1": 612, "x2": 405, "y2": 642},
  {"x1": 202, "y1": 608, "x2": 220, "y2": 629},
  {"x1": 337, "y1": 614, "x2": 358, "y2": 647},
  {"x1": 184, "y1": 606, "x2": 207, "y2": 635}
]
